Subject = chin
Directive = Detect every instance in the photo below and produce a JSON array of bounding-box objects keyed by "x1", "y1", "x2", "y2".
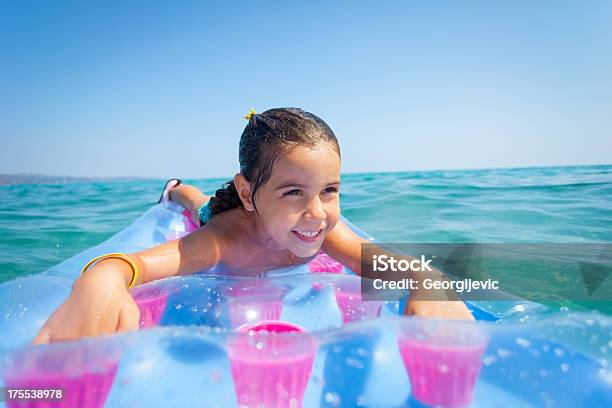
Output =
[{"x1": 290, "y1": 243, "x2": 323, "y2": 258}]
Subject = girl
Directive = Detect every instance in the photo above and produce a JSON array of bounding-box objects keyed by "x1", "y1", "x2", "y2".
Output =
[{"x1": 34, "y1": 108, "x2": 472, "y2": 343}]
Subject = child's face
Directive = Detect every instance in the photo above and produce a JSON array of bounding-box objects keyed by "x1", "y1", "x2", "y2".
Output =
[{"x1": 252, "y1": 142, "x2": 341, "y2": 258}]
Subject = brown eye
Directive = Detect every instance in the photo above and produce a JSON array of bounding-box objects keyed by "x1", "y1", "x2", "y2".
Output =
[
  {"x1": 323, "y1": 187, "x2": 338, "y2": 194},
  {"x1": 284, "y1": 189, "x2": 303, "y2": 197}
]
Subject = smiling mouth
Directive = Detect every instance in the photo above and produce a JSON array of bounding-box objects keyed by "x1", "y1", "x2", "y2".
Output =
[{"x1": 292, "y1": 229, "x2": 324, "y2": 243}]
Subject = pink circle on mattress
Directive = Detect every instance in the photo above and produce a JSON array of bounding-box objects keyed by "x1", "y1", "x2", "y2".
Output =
[{"x1": 308, "y1": 251, "x2": 344, "y2": 273}]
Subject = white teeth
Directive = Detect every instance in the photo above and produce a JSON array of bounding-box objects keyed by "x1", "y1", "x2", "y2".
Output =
[{"x1": 295, "y1": 230, "x2": 320, "y2": 238}]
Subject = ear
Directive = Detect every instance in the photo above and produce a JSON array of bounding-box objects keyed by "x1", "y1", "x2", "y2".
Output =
[{"x1": 233, "y1": 173, "x2": 255, "y2": 211}]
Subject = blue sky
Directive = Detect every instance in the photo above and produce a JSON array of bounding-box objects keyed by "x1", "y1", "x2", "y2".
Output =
[{"x1": 1, "y1": 1, "x2": 611, "y2": 178}]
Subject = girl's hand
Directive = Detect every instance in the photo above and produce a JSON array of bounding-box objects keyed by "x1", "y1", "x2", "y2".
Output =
[
  {"x1": 33, "y1": 263, "x2": 140, "y2": 344},
  {"x1": 404, "y1": 299, "x2": 475, "y2": 321},
  {"x1": 404, "y1": 287, "x2": 475, "y2": 321}
]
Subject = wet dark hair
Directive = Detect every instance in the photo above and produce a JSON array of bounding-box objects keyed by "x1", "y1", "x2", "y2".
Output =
[{"x1": 208, "y1": 107, "x2": 340, "y2": 216}]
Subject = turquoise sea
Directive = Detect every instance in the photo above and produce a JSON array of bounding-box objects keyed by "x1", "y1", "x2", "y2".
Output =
[{"x1": 1, "y1": 165, "x2": 611, "y2": 314}]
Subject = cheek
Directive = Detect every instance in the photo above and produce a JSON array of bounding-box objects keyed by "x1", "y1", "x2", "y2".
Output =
[
  {"x1": 328, "y1": 199, "x2": 341, "y2": 215},
  {"x1": 326, "y1": 202, "x2": 341, "y2": 225},
  {"x1": 262, "y1": 206, "x2": 299, "y2": 234}
]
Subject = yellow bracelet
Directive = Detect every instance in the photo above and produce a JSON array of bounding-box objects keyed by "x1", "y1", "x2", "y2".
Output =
[{"x1": 80, "y1": 253, "x2": 139, "y2": 288}]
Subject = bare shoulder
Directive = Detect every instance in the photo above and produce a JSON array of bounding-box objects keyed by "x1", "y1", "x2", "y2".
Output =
[
  {"x1": 130, "y1": 219, "x2": 228, "y2": 281},
  {"x1": 205, "y1": 207, "x2": 248, "y2": 236},
  {"x1": 171, "y1": 222, "x2": 226, "y2": 268},
  {"x1": 195, "y1": 207, "x2": 251, "y2": 254},
  {"x1": 185, "y1": 221, "x2": 226, "y2": 247}
]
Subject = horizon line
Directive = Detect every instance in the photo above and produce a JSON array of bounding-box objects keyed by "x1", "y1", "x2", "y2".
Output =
[{"x1": 1, "y1": 163, "x2": 610, "y2": 186}]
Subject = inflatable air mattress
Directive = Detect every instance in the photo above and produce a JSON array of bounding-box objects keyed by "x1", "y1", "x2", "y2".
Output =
[{"x1": 1, "y1": 201, "x2": 610, "y2": 407}]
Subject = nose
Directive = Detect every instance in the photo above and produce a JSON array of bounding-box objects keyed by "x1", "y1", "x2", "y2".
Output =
[{"x1": 304, "y1": 196, "x2": 326, "y2": 222}]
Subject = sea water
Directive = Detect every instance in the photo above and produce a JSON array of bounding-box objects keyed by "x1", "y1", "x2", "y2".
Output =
[{"x1": 1, "y1": 165, "x2": 611, "y2": 314}]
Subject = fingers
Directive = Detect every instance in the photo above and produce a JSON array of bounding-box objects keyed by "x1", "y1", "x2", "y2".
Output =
[
  {"x1": 32, "y1": 328, "x2": 51, "y2": 345},
  {"x1": 445, "y1": 301, "x2": 475, "y2": 321},
  {"x1": 116, "y1": 304, "x2": 140, "y2": 332},
  {"x1": 404, "y1": 300, "x2": 475, "y2": 321}
]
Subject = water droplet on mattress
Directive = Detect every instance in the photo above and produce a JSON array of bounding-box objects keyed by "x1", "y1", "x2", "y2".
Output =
[
  {"x1": 482, "y1": 355, "x2": 497, "y2": 366},
  {"x1": 345, "y1": 357, "x2": 364, "y2": 369},
  {"x1": 539, "y1": 391, "x2": 555, "y2": 406},
  {"x1": 515, "y1": 337, "x2": 531, "y2": 347},
  {"x1": 599, "y1": 368, "x2": 612, "y2": 383},
  {"x1": 324, "y1": 392, "x2": 341, "y2": 406}
]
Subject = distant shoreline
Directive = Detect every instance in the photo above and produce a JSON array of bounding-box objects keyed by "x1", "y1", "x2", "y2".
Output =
[
  {"x1": 0, "y1": 174, "x2": 153, "y2": 186},
  {"x1": 2, "y1": 164, "x2": 609, "y2": 186}
]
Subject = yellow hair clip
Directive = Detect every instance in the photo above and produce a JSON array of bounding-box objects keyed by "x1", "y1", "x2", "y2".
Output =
[{"x1": 244, "y1": 108, "x2": 257, "y2": 120}]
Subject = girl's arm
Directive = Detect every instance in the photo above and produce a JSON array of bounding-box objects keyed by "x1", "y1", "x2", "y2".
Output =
[
  {"x1": 130, "y1": 226, "x2": 222, "y2": 284},
  {"x1": 34, "y1": 227, "x2": 223, "y2": 343},
  {"x1": 169, "y1": 184, "x2": 210, "y2": 225},
  {"x1": 323, "y1": 220, "x2": 474, "y2": 321}
]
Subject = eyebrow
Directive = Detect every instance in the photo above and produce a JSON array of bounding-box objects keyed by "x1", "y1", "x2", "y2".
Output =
[{"x1": 275, "y1": 181, "x2": 340, "y2": 190}]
